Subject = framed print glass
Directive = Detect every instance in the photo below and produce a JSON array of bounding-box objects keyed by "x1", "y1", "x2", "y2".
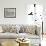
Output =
[{"x1": 4, "y1": 8, "x2": 16, "y2": 18}]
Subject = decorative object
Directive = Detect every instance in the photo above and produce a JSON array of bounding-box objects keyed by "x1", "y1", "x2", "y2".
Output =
[{"x1": 4, "y1": 8, "x2": 16, "y2": 18}]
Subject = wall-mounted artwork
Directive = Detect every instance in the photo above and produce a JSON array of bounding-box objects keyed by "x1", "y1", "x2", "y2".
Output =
[{"x1": 4, "y1": 8, "x2": 16, "y2": 18}]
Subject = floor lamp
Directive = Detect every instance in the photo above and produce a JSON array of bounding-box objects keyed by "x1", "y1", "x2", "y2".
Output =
[
  {"x1": 28, "y1": 0, "x2": 43, "y2": 40},
  {"x1": 41, "y1": 14, "x2": 43, "y2": 40}
]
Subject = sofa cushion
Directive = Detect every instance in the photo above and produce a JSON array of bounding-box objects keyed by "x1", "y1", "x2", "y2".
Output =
[
  {"x1": 19, "y1": 25, "x2": 25, "y2": 33},
  {"x1": 2, "y1": 25, "x2": 17, "y2": 33},
  {"x1": 35, "y1": 25, "x2": 41, "y2": 36},
  {"x1": 24, "y1": 25, "x2": 36, "y2": 35},
  {"x1": 0, "y1": 26, "x2": 3, "y2": 33}
]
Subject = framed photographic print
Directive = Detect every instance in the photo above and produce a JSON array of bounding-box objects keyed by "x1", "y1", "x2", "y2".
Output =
[{"x1": 4, "y1": 8, "x2": 16, "y2": 18}]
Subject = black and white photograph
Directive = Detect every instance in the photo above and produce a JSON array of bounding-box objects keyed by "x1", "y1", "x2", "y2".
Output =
[{"x1": 4, "y1": 8, "x2": 16, "y2": 18}]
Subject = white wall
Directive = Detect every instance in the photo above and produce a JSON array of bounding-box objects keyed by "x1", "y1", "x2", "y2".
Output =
[
  {"x1": 0, "y1": 0, "x2": 45, "y2": 24},
  {"x1": 0, "y1": 0, "x2": 27, "y2": 24}
]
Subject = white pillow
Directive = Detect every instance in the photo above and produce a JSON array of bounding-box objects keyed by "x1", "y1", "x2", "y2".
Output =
[
  {"x1": 0, "y1": 26, "x2": 3, "y2": 33},
  {"x1": 25, "y1": 25, "x2": 35, "y2": 35}
]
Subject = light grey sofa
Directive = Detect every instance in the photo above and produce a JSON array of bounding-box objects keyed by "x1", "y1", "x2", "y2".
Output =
[{"x1": 0, "y1": 24, "x2": 41, "y2": 39}]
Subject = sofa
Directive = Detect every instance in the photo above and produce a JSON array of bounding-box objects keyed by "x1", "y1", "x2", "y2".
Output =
[{"x1": 0, "y1": 24, "x2": 41, "y2": 39}]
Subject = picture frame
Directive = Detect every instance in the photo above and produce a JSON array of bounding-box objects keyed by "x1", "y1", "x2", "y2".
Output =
[{"x1": 4, "y1": 8, "x2": 16, "y2": 18}]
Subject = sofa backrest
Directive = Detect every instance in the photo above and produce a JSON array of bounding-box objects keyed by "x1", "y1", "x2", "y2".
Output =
[{"x1": 0, "y1": 24, "x2": 41, "y2": 36}]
